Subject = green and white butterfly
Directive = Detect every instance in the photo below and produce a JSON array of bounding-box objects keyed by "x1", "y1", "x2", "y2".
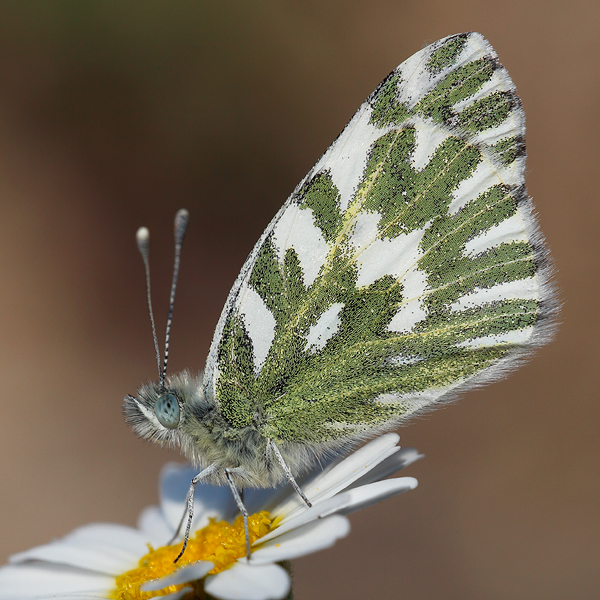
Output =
[{"x1": 124, "y1": 32, "x2": 557, "y2": 557}]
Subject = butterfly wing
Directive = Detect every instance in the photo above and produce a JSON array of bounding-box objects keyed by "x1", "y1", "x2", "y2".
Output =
[{"x1": 203, "y1": 32, "x2": 557, "y2": 445}]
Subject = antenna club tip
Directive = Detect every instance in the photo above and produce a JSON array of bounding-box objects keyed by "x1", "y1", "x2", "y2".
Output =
[
  {"x1": 136, "y1": 226, "x2": 150, "y2": 250},
  {"x1": 136, "y1": 226, "x2": 150, "y2": 240},
  {"x1": 174, "y1": 209, "x2": 190, "y2": 241}
]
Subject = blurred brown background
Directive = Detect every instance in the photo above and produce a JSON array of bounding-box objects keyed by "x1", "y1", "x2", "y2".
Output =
[{"x1": 0, "y1": 2, "x2": 597, "y2": 599}]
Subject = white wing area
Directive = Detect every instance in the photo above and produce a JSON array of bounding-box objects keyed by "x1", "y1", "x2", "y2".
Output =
[
  {"x1": 202, "y1": 85, "x2": 390, "y2": 398},
  {"x1": 271, "y1": 204, "x2": 329, "y2": 287}
]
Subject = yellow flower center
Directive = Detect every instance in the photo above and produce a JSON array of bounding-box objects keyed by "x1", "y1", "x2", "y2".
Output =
[{"x1": 110, "y1": 511, "x2": 272, "y2": 600}]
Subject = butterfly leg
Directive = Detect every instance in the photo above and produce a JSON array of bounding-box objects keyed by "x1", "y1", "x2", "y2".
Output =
[
  {"x1": 172, "y1": 464, "x2": 216, "y2": 563},
  {"x1": 225, "y1": 469, "x2": 251, "y2": 561},
  {"x1": 268, "y1": 439, "x2": 312, "y2": 507}
]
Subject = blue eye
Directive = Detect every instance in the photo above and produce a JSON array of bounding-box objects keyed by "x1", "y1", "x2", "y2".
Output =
[{"x1": 154, "y1": 393, "x2": 180, "y2": 429}]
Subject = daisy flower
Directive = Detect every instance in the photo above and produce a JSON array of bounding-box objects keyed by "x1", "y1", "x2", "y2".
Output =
[{"x1": 0, "y1": 433, "x2": 421, "y2": 600}]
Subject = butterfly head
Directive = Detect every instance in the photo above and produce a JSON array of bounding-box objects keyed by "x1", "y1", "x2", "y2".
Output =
[
  {"x1": 123, "y1": 371, "x2": 267, "y2": 483},
  {"x1": 123, "y1": 370, "x2": 208, "y2": 450}
]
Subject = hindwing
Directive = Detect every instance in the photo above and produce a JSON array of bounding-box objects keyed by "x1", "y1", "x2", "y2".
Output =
[{"x1": 203, "y1": 32, "x2": 556, "y2": 444}]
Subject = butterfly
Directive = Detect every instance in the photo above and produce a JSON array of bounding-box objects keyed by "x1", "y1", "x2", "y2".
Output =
[{"x1": 124, "y1": 32, "x2": 557, "y2": 560}]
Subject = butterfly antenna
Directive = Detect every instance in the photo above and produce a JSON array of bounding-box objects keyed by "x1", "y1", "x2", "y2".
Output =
[
  {"x1": 136, "y1": 227, "x2": 162, "y2": 383},
  {"x1": 161, "y1": 209, "x2": 189, "y2": 386}
]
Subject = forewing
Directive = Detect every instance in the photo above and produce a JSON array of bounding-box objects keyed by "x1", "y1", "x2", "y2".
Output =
[{"x1": 203, "y1": 32, "x2": 557, "y2": 442}]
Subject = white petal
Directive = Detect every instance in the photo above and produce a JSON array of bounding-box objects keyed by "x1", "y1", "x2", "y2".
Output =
[
  {"x1": 259, "y1": 476, "x2": 416, "y2": 547},
  {"x1": 62, "y1": 523, "x2": 150, "y2": 556},
  {"x1": 336, "y1": 477, "x2": 418, "y2": 515},
  {"x1": 347, "y1": 447, "x2": 424, "y2": 490},
  {"x1": 159, "y1": 588, "x2": 195, "y2": 600},
  {"x1": 9, "y1": 523, "x2": 152, "y2": 576},
  {"x1": 243, "y1": 484, "x2": 289, "y2": 516},
  {"x1": 160, "y1": 463, "x2": 236, "y2": 533},
  {"x1": 137, "y1": 505, "x2": 173, "y2": 545},
  {"x1": 271, "y1": 433, "x2": 401, "y2": 521},
  {"x1": 257, "y1": 495, "x2": 352, "y2": 545},
  {"x1": 160, "y1": 463, "x2": 202, "y2": 530},
  {"x1": 141, "y1": 561, "x2": 214, "y2": 591},
  {"x1": 9, "y1": 540, "x2": 137, "y2": 575},
  {"x1": 35, "y1": 596, "x2": 107, "y2": 600},
  {"x1": 0, "y1": 563, "x2": 112, "y2": 599},
  {"x1": 250, "y1": 515, "x2": 350, "y2": 564},
  {"x1": 205, "y1": 563, "x2": 290, "y2": 600},
  {"x1": 35, "y1": 597, "x2": 107, "y2": 600}
]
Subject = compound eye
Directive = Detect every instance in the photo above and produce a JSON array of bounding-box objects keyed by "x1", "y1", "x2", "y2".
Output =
[{"x1": 154, "y1": 393, "x2": 180, "y2": 429}]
